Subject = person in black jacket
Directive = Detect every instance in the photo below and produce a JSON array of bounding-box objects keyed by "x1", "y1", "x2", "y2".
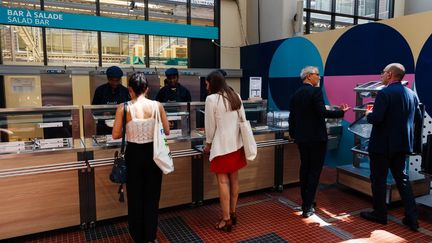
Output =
[
  {"x1": 92, "y1": 66, "x2": 130, "y2": 135},
  {"x1": 92, "y1": 66, "x2": 130, "y2": 105},
  {"x1": 288, "y1": 66, "x2": 349, "y2": 218},
  {"x1": 155, "y1": 68, "x2": 191, "y2": 102},
  {"x1": 360, "y1": 63, "x2": 422, "y2": 232}
]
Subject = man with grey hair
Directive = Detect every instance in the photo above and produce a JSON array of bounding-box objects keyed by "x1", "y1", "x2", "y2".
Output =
[
  {"x1": 360, "y1": 63, "x2": 422, "y2": 232},
  {"x1": 289, "y1": 66, "x2": 349, "y2": 218},
  {"x1": 300, "y1": 66, "x2": 320, "y2": 81}
]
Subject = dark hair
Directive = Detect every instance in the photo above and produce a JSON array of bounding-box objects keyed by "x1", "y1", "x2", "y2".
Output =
[
  {"x1": 128, "y1": 72, "x2": 148, "y2": 95},
  {"x1": 216, "y1": 69, "x2": 227, "y2": 77},
  {"x1": 206, "y1": 71, "x2": 241, "y2": 111}
]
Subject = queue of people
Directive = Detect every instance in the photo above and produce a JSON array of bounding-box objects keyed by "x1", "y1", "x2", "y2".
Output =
[{"x1": 105, "y1": 63, "x2": 420, "y2": 242}]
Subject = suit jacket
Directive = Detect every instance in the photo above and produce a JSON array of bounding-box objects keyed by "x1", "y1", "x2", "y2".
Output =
[
  {"x1": 367, "y1": 82, "x2": 421, "y2": 155},
  {"x1": 289, "y1": 83, "x2": 344, "y2": 143}
]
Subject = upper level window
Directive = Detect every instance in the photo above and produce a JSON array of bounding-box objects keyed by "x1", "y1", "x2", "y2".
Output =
[
  {"x1": 1, "y1": 0, "x2": 41, "y2": 10},
  {"x1": 1, "y1": 25, "x2": 44, "y2": 65},
  {"x1": 149, "y1": 35, "x2": 187, "y2": 68},
  {"x1": 191, "y1": 0, "x2": 215, "y2": 26},
  {"x1": 303, "y1": 0, "x2": 394, "y2": 34},
  {"x1": 336, "y1": 0, "x2": 354, "y2": 15},
  {"x1": 44, "y1": 0, "x2": 96, "y2": 15},
  {"x1": 46, "y1": 28, "x2": 98, "y2": 66},
  {"x1": 100, "y1": 0, "x2": 145, "y2": 20},
  {"x1": 148, "y1": 0, "x2": 187, "y2": 24}
]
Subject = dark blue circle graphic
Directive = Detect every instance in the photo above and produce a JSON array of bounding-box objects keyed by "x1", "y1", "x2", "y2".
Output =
[
  {"x1": 415, "y1": 34, "x2": 432, "y2": 115},
  {"x1": 326, "y1": 23, "x2": 414, "y2": 76}
]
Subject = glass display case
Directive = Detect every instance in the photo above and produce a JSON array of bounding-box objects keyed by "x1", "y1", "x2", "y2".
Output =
[
  {"x1": 0, "y1": 106, "x2": 85, "y2": 240},
  {"x1": 83, "y1": 104, "x2": 119, "y2": 147},
  {"x1": 83, "y1": 102, "x2": 191, "y2": 146},
  {"x1": 0, "y1": 106, "x2": 81, "y2": 155},
  {"x1": 163, "y1": 102, "x2": 190, "y2": 139},
  {"x1": 82, "y1": 102, "x2": 199, "y2": 222},
  {"x1": 190, "y1": 99, "x2": 269, "y2": 135}
]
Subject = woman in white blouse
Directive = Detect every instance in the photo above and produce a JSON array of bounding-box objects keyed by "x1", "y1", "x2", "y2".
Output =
[
  {"x1": 203, "y1": 71, "x2": 247, "y2": 232},
  {"x1": 112, "y1": 72, "x2": 170, "y2": 243}
]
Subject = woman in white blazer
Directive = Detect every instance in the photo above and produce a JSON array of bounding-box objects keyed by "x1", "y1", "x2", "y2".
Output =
[{"x1": 203, "y1": 71, "x2": 247, "y2": 232}]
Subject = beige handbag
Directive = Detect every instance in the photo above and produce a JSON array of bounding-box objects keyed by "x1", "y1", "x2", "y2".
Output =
[
  {"x1": 153, "y1": 101, "x2": 174, "y2": 174},
  {"x1": 237, "y1": 109, "x2": 257, "y2": 161}
]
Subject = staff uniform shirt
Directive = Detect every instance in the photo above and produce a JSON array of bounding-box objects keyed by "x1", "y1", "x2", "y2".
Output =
[
  {"x1": 155, "y1": 83, "x2": 191, "y2": 102},
  {"x1": 92, "y1": 83, "x2": 130, "y2": 105}
]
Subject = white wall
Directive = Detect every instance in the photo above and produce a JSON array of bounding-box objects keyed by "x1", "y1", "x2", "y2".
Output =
[
  {"x1": 220, "y1": 0, "x2": 247, "y2": 69},
  {"x1": 220, "y1": 0, "x2": 248, "y2": 91},
  {"x1": 246, "y1": 0, "x2": 297, "y2": 44},
  {"x1": 404, "y1": 0, "x2": 432, "y2": 15},
  {"x1": 393, "y1": 0, "x2": 405, "y2": 17}
]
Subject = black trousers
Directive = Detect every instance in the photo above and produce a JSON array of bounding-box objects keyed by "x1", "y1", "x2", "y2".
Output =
[
  {"x1": 125, "y1": 142, "x2": 163, "y2": 243},
  {"x1": 369, "y1": 152, "x2": 418, "y2": 221},
  {"x1": 297, "y1": 141, "x2": 327, "y2": 210}
]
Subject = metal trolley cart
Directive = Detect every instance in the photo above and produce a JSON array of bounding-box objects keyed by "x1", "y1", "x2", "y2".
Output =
[{"x1": 337, "y1": 81, "x2": 430, "y2": 204}]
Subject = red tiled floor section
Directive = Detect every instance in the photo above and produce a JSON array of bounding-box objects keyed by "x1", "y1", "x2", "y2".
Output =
[{"x1": 9, "y1": 167, "x2": 432, "y2": 243}]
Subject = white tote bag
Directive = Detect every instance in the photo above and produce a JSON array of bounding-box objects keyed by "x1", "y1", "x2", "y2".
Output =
[
  {"x1": 238, "y1": 109, "x2": 257, "y2": 161},
  {"x1": 153, "y1": 101, "x2": 174, "y2": 174}
]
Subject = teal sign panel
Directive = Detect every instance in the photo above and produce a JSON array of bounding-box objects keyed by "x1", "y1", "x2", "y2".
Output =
[{"x1": 0, "y1": 7, "x2": 218, "y2": 40}]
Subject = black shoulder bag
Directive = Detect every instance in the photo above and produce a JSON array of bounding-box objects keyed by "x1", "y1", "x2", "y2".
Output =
[{"x1": 110, "y1": 102, "x2": 127, "y2": 202}]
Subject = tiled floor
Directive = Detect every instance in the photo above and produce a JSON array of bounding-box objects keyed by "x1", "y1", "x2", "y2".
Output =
[{"x1": 9, "y1": 168, "x2": 432, "y2": 243}]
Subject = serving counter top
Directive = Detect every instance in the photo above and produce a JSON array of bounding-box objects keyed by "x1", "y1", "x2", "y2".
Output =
[{"x1": 0, "y1": 138, "x2": 85, "y2": 159}]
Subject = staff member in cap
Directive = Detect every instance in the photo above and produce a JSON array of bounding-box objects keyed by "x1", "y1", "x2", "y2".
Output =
[
  {"x1": 92, "y1": 66, "x2": 130, "y2": 105},
  {"x1": 92, "y1": 66, "x2": 130, "y2": 135},
  {"x1": 155, "y1": 68, "x2": 191, "y2": 102}
]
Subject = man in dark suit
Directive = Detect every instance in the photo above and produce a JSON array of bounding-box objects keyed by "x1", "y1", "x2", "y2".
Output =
[
  {"x1": 360, "y1": 63, "x2": 422, "y2": 232},
  {"x1": 289, "y1": 66, "x2": 349, "y2": 218}
]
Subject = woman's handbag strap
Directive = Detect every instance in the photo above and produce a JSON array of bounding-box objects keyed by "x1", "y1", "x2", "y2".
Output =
[{"x1": 120, "y1": 102, "x2": 127, "y2": 153}]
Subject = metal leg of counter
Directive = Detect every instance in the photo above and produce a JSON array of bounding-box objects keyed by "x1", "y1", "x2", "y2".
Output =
[
  {"x1": 274, "y1": 145, "x2": 284, "y2": 192},
  {"x1": 78, "y1": 151, "x2": 96, "y2": 229},
  {"x1": 191, "y1": 140, "x2": 204, "y2": 206},
  {"x1": 274, "y1": 132, "x2": 285, "y2": 192}
]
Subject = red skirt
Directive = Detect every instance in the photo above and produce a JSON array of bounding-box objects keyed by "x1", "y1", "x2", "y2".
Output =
[{"x1": 210, "y1": 147, "x2": 247, "y2": 174}]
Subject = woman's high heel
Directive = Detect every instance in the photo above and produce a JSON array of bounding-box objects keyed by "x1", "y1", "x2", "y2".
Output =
[
  {"x1": 230, "y1": 212, "x2": 237, "y2": 225},
  {"x1": 215, "y1": 219, "x2": 232, "y2": 232}
]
